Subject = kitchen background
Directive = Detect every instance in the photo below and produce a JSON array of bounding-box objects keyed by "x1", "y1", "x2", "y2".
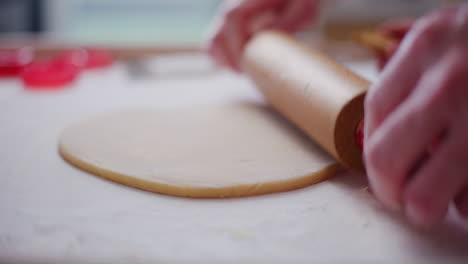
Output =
[{"x1": 0, "y1": 0, "x2": 464, "y2": 46}]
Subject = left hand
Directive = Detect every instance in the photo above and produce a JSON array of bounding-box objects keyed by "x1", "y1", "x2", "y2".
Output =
[
  {"x1": 206, "y1": 0, "x2": 319, "y2": 71},
  {"x1": 364, "y1": 5, "x2": 468, "y2": 227}
]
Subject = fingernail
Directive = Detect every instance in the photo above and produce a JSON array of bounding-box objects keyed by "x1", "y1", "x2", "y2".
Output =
[
  {"x1": 404, "y1": 202, "x2": 438, "y2": 229},
  {"x1": 368, "y1": 177, "x2": 401, "y2": 212},
  {"x1": 404, "y1": 203, "x2": 420, "y2": 224},
  {"x1": 385, "y1": 198, "x2": 402, "y2": 212}
]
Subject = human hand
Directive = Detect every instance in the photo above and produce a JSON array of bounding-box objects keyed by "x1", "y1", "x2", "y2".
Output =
[
  {"x1": 364, "y1": 5, "x2": 468, "y2": 227},
  {"x1": 206, "y1": 0, "x2": 320, "y2": 71},
  {"x1": 375, "y1": 19, "x2": 414, "y2": 70}
]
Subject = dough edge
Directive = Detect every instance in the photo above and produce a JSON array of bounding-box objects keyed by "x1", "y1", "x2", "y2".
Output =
[{"x1": 58, "y1": 143, "x2": 343, "y2": 198}]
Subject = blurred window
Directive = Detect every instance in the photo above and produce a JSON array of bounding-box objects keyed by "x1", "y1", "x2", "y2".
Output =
[{"x1": 44, "y1": 0, "x2": 221, "y2": 45}]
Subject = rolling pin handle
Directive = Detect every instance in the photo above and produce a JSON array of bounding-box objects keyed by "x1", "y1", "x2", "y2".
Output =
[{"x1": 355, "y1": 119, "x2": 364, "y2": 150}]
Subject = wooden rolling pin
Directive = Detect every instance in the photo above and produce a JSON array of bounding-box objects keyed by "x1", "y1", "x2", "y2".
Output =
[{"x1": 243, "y1": 31, "x2": 370, "y2": 172}]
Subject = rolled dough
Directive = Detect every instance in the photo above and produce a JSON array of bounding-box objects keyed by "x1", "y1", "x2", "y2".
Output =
[{"x1": 59, "y1": 103, "x2": 341, "y2": 198}]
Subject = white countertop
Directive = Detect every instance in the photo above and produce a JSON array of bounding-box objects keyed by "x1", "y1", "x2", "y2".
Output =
[{"x1": 1, "y1": 54, "x2": 468, "y2": 264}]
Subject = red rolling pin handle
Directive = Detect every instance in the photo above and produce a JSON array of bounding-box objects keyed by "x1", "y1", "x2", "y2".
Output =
[{"x1": 355, "y1": 119, "x2": 364, "y2": 150}]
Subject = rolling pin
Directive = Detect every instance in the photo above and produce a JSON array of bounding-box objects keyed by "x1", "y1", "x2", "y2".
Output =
[{"x1": 242, "y1": 31, "x2": 370, "y2": 172}]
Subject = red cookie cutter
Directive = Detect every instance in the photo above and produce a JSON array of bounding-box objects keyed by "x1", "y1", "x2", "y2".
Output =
[{"x1": 0, "y1": 47, "x2": 34, "y2": 77}]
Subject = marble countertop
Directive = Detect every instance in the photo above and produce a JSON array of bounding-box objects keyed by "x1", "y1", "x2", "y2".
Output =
[{"x1": 1, "y1": 54, "x2": 468, "y2": 264}]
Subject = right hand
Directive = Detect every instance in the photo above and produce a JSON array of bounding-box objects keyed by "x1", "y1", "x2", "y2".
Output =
[
  {"x1": 206, "y1": 0, "x2": 320, "y2": 71},
  {"x1": 364, "y1": 5, "x2": 468, "y2": 227}
]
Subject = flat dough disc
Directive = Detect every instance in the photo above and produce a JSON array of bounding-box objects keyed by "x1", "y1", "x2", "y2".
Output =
[{"x1": 59, "y1": 104, "x2": 340, "y2": 198}]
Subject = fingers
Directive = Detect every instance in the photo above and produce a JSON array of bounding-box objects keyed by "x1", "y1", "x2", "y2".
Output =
[
  {"x1": 206, "y1": 16, "x2": 231, "y2": 68},
  {"x1": 222, "y1": 0, "x2": 284, "y2": 70},
  {"x1": 365, "y1": 26, "x2": 468, "y2": 226},
  {"x1": 365, "y1": 34, "x2": 426, "y2": 142},
  {"x1": 376, "y1": 41, "x2": 400, "y2": 71},
  {"x1": 207, "y1": 0, "x2": 284, "y2": 71},
  {"x1": 272, "y1": 0, "x2": 318, "y2": 32},
  {"x1": 371, "y1": 6, "x2": 458, "y2": 71},
  {"x1": 379, "y1": 18, "x2": 414, "y2": 40},
  {"x1": 208, "y1": 31, "x2": 234, "y2": 69},
  {"x1": 402, "y1": 51, "x2": 468, "y2": 225},
  {"x1": 451, "y1": 6, "x2": 468, "y2": 220},
  {"x1": 224, "y1": 13, "x2": 249, "y2": 71},
  {"x1": 374, "y1": 19, "x2": 413, "y2": 69},
  {"x1": 364, "y1": 65, "x2": 449, "y2": 210},
  {"x1": 403, "y1": 120, "x2": 468, "y2": 227},
  {"x1": 207, "y1": 0, "x2": 320, "y2": 71},
  {"x1": 365, "y1": 10, "x2": 451, "y2": 139},
  {"x1": 207, "y1": 7, "x2": 248, "y2": 70}
]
